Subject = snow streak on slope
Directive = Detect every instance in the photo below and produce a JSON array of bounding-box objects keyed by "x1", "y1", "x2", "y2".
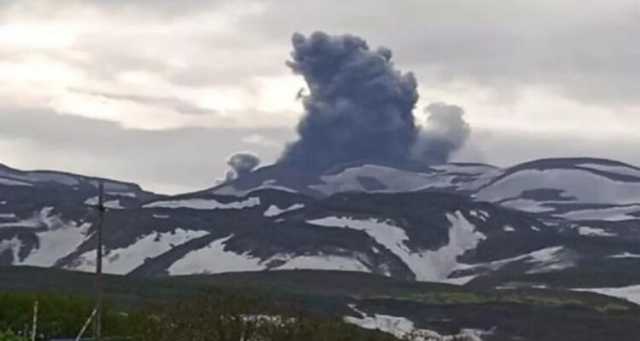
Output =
[
  {"x1": 0, "y1": 208, "x2": 90, "y2": 266},
  {"x1": 169, "y1": 234, "x2": 371, "y2": 276},
  {"x1": 455, "y1": 246, "x2": 575, "y2": 276},
  {"x1": 577, "y1": 163, "x2": 640, "y2": 179},
  {"x1": 0, "y1": 178, "x2": 32, "y2": 186},
  {"x1": 0, "y1": 207, "x2": 56, "y2": 229},
  {"x1": 557, "y1": 206, "x2": 640, "y2": 221},
  {"x1": 71, "y1": 229, "x2": 209, "y2": 274},
  {"x1": 144, "y1": 197, "x2": 260, "y2": 210},
  {"x1": 18, "y1": 222, "x2": 91, "y2": 267},
  {"x1": 574, "y1": 285, "x2": 640, "y2": 305},
  {"x1": 307, "y1": 212, "x2": 486, "y2": 281},
  {"x1": 169, "y1": 235, "x2": 263, "y2": 275},
  {"x1": 264, "y1": 203, "x2": 305, "y2": 217},
  {"x1": 344, "y1": 305, "x2": 486, "y2": 341},
  {"x1": 575, "y1": 226, "x2": 616, "y2": 237},
  {"x1": 477, "y1": 169, "x2": 640, "y2": 206},
  {"x1": 276, "y1": 254, "x2": 369, "y2": 272},
  {"x1": 310, "y1": 165, "x2": 435, "y2": 195}
]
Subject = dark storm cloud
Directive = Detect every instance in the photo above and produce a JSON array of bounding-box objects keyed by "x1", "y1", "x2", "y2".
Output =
[
  {"x1": 411, "y1": 103, "x2": 471, "y2": 165},
  {"x1": 69, "y1": 88, "x2": 218, "y2": 116},
  {"x1": 279, "y1": 32, "x2": 420, "y2": 171}
]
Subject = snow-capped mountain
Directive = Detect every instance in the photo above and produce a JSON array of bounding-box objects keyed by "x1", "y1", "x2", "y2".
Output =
[{"x1": 2, "y1": 157, "x2": 640, "y2": 303}]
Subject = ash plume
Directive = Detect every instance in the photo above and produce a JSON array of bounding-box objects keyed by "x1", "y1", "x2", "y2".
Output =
[
  {"x1": 279, "y1": 31, "x2": 420, "y2": 172},
  {"x1": 278, "y1": 31, "x2": 471, "y2": 171},
  {"x1": 226, "y1": 152, "x2": 261, "y2": 180},
  {"x1": 411, "y1": 103, "x2": 471, "y2": 164}
]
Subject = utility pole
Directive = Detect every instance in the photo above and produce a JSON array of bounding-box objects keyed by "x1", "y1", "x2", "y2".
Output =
[{"x1": 94, "y1": 181, "x2": 106, "y2": 341}]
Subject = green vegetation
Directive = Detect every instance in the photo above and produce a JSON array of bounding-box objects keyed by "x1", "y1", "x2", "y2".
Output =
[
  {"x1": 0, "y1": 290, "x2": 396, "y2": 341},
  {"x1": 0, "y1": 330, "x2": 28, "y2": 341},
  {"x1": 2, "y1": 267, "x2": 640, "y2": 340}
]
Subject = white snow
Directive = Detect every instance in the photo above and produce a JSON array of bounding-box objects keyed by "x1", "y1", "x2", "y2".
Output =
[
  {"x1": 609, "y1": 252, "x2": 640, "y2": 258},
  {"x1": 168, "y1": 234, "x2": 372, "y2": 275},
  {"x1": 213, "y1": 180, "x2": 299, "y2": 197},
  {"x1": 344, "y1": 305, "x2": 486, "y2": 341},
  {"x1": 72, "y1": 229, "x2": 209, "y2": 274},
  {"x1": 276, "y1": 254, "x2": 369, "y2": 272},
  {"x1": 574, "y1": 285, "x2": 640, "y2": 305},
  {"x1": 169, "y1": 235, "x2": 263, "y2": 275},
  {"x1": 557, "y1": 205, "x2": 640, "y2": 221},
  {"x1": 498, "y1": 198, "x2": 556, "y2": 213},
  {"x1": 18, "y1": 222, "x2": 91, "y2": 267},
  {"x1": 0, "y1": 207, "x2": 91, "y2": 266},
  {"x1": 577, "y1": 163, "x2": 640, "y2": 179},
  {"x1": 264, "y1": 203, "x2": 305, "y2": 217},
  {"x1": 0, "y1": 213, "x2": 17, "y2": 219},
  {"x1": 0, "y1": 207, "x2": 55, "y2": 229},
  {"x1": 454, "y1": 246, "x2": 574, "y2": 276},
  {"x1": 0, "y1": 178, "x2": 32, "y2": 186},
  {"x1": 307, "y1": 211, "x2": 486, "y2": 281},
  {"x1": 144, "y1": 197, "x2": 260, "y2": 210},
  {"x1": 576, "y1": 226, "x2": 616, "y2": 237},
  {"x1": 107, "y1": 191, "x2": 137, "y2": 198},
  {"x1": 503, "y1": 226, "x2": 515, "y2": 232},
  {"x1": 0, "y1": 201, "x2": 6, "y2": 205},
  {"x1": 152, "y1": 214, "x2": 170, "y2": 219},
  {"x1": 84, "y1": 197, "x2": 125, "y2": 209},
  {"x1": 310, "y1": 165, "x2": 434, "y2": 195},
  {"x1": 476, "y1": 169, "x2": 640, "y2": 206},
  {"x1": 525, "y1": 246, "x2": 575, "y2": 274},
  {"x1": 27, "y1": 173, "x2": 79, "y2": 186}
]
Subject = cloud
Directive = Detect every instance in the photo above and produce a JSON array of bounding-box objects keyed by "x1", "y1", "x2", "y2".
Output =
[
  {"x1": 411, "y1": 102, "x2": 471, "y2": 164},
  {"x1": 68, "y1": 88, "x2": 218, "y2": 116},
  {"x1": 241, "y1": 0, "x2": 640, "y2": 109},
  {"x1": 0, "y1": 107, "x2": 290, "y2": 193}
]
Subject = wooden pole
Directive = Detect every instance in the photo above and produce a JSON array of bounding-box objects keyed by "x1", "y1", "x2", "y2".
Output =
[
  {"x1": 31, "y1": 300, "x2": 38, "y2": 341},
  {"x1": 94, "y1": 181, "x2": 105, "y2": 341}
]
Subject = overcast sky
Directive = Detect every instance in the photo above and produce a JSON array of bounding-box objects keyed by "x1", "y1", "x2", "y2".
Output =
[{"x1": 1, "y1": 0, "x2": 638, "y2": 193}]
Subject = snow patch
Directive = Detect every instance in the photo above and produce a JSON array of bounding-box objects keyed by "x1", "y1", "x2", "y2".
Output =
[
  {"x1": 72, "y1": 229, "x2": 208, "y2": 274},
  {"x1": 84, "y1": 197, "x2": 125, "y2": 209},
  {"x1": 557, "y1": 206, "x2": 640, "y2": 221},
  {"x1": 574, "y1": 285, "x2": 640, "y2": 305},
  {"x1": 169, "y1": 235, "x2": 263, "y2": 275},
  {"x1": 503, "y1": 226, "x2": 515, "y2": 232},
  {"x1": 0, "y1": 207, "x2": 55, "y2": 229},
  {"x1": 477, "y1": 169, "x2": 640, "y2": 206},
  {"x1": 145, "y1": 197, "x2": 260, "y2": 210},
  {"x1": 307, "y1": 211, "x2": 485, "y2": 281},
  {"x1": 19, "y1": 222, "x2": 91, "y2": 267},
  {"x1": 576, "y1": 226, "x2": 616, "y2": 237},
  {"x1": 455, "y1": 246, "x2": 574, "y2": 276},
  {"x1": 264, "y1": 203, "x2": 304, "y2": 217},
  {"x1": 577, "y1": 163, "x2": 640, "y2": 179},
  {"x1": 276, "y1": 254, "x2": 369, "y2": 272},
  {"x1": 0, "y1": 178, "x2": 32, "y2": 187},
  {"x1": 344, "y1": 305, "x2": 486, "y2": 341},
  {"x1": 609, "y1": 252, "x2": 640, "y2": 259}
]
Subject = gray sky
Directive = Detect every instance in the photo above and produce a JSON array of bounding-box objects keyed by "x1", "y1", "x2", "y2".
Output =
[{"x1": 1, "y1": 0, "x2": 639, "y2": 193}]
